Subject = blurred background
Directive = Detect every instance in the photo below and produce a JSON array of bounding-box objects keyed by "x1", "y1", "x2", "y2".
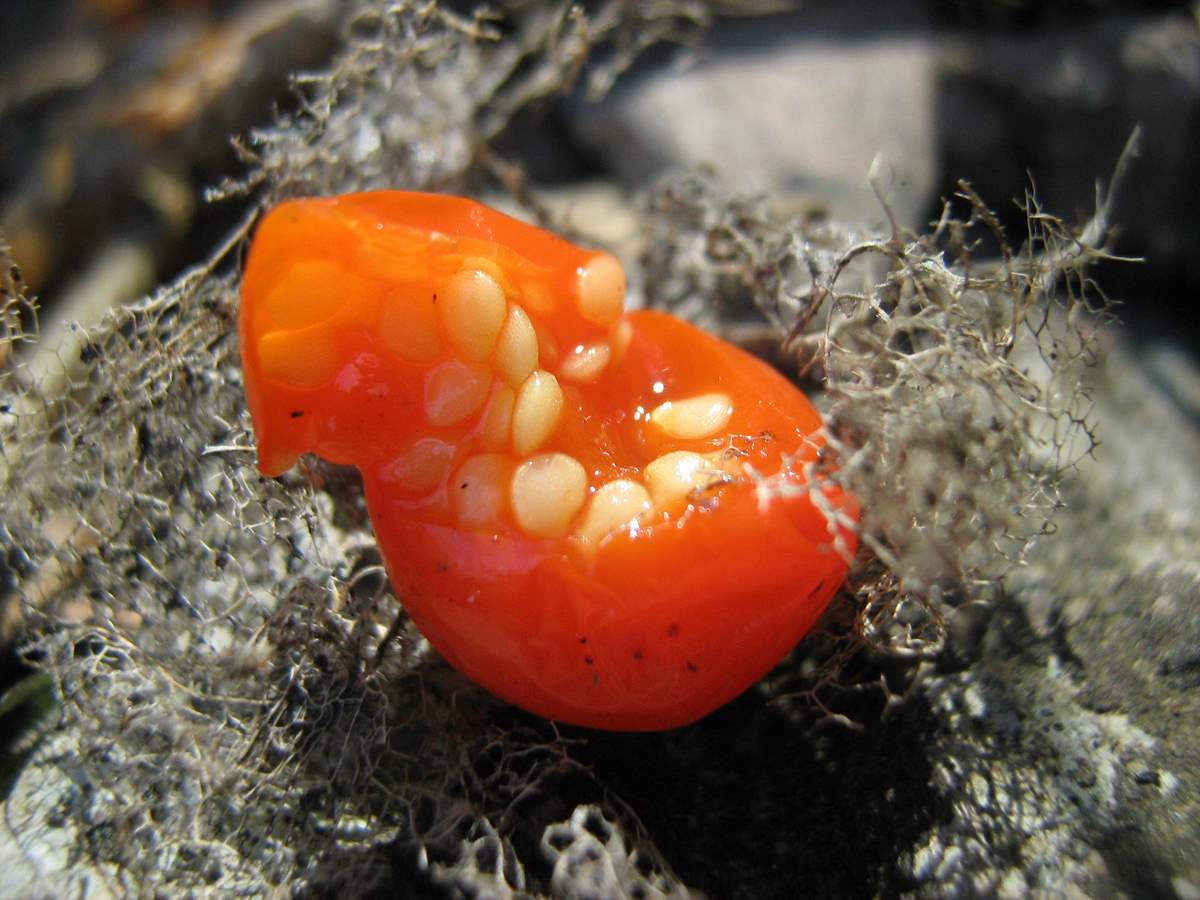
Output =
[{"x1": 2, "y1": 0, "x2": 1197, "y2": 349}]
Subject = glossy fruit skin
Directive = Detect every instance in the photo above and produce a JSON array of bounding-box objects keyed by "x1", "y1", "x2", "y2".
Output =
[{"x1": 240, "y1": 192, "x2": 857, "y2": 731}]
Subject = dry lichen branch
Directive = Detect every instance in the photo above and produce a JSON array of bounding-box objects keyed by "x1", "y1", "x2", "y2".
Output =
[
  {"x1": 210, "y1": 0, "x2": 747, "y2": 210},
  {"x1": 642, "y1": 135, "x2": 1131, "y2": 715}
]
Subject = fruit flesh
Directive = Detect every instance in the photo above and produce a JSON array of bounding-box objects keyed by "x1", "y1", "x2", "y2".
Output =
[{"x1": 240, "y1": 191, "x2": 857, "y2": 730}]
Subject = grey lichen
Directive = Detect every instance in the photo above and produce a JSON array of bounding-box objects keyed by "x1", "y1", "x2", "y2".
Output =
[
  {"x1": 640, "y1": 147, "x2": 1125, "y2": 720},
  {"x1": 541, "y1": 805, "x2": 690, "y2": 900}
]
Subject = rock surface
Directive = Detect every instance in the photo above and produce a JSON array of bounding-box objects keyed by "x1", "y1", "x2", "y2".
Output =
[
  {"x1": 564, "y1": 2, "x2": 1200, "y2": 318},
  {"x1": 565, "y1": 1, "x2": 941, "y2": 229},
  {"x1": 900, "y1": 329, "x2": 1200, "y2": 896}
]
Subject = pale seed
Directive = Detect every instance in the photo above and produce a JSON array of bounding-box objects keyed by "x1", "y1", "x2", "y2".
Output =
[
  {"x1": 440, "y1": 268, "x2": 507, "y2": 361},
  {"x1": 378, "y1": 291, "x2": 442, "y2": 363},
  {"x1": 648, "y1": 392, "x2": 733, "y2": 441},
  {"x1": 510, "y1": 453, "x2": 588, "y2": 538},
  {"x1": 257, "y1": 329, "x2": 338, "y2": 389},
  {"x1": 511, "y1": 369, "x2": 564, "y2": 456},
  {"x1": 480, "y1": 383, "x2": 515, "y2": 449},
  {"x1": 451, "y1": 454, "x2": 512, "y2": 528},
  {"x1": 424, "y1": 360, "x2": 491, "y2": 427},
  {"x1": 494, "y1": 304, "x2": 538, "y2": 385},
  {"x1": 644, "y1": 450, "x2": 719, "y2": 508},
  {"x1": 575, "y1": 479, "x2": 652, "y2": 545},
  {"x1": 576, "y1": 253, "x2": 626, "y2": 326},
  {"x1": 380, "y1": 437, "x2": 456, "y2": 494},
  {"x1": 559, "y1": 341, "x2": 611, "y2": 384}
]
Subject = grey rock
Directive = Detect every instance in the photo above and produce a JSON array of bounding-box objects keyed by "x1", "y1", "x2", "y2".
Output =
[
  {"x1": 565, "y1": 1, "x2": 941, "y2": 229},
  {"x1": 901, "y1": 332, "x2": 1200, "y2": 897},
  {"x1": 938, "y1": 11, "x2": 1200, "y2": 281},
  {"x1": 567, "y1": 7, "x2": 1200, "y2": 284}
]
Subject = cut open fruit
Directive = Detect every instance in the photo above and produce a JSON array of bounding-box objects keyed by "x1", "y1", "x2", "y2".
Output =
[{"x1": 239, "y1": 191, "x2": 857, "y2": 731}]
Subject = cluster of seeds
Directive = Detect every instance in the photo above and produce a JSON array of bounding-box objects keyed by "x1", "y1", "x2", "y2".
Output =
[
  {"x1": 239, "y1": 192, "x2": 853, "y2": 732},
  {"x1": 388, "y1": 260, "x2": 737, "y2": 544},
  {"x1": 246, "y1": 202, "x2": 743, "y2": 550},
  {"x1": 252, "y1": 244, "x2": 734, "y2": 549}
]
